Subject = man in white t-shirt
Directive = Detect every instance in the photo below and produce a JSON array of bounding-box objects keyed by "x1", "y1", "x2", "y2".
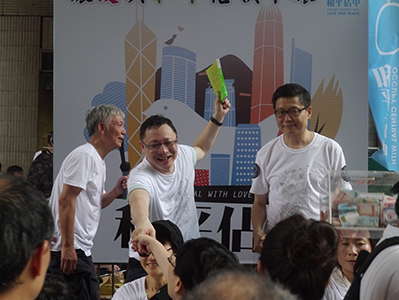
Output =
[
  {"x1": 126, "y1": 94, "x2": 230, "y2": 281},
  {"x1": 250, "y1": 83, "x2": 350, "y2": 253},
  {"x1": 48, "y1": 104, "x2": 128, "y2": 300}
]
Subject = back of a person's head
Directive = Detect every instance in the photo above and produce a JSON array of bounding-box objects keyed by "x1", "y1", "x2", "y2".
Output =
[
  {"x1": 152, "y1": 219, "x2": 184, "y2": 251},
  {"x1": 259, "y1": 214, "x2": 338, "y2": 300},
  {"x1": 392, "y1": 181, "x2": 399, "y2": 215},
  {"x1": 6, "y1": 165, "x2": 23, "y2": 177},
  {"x1": 47, "y1": 131, "x2": 54, "y2": 147},
  {"x1": 35, "y1": 275, "x2": 73, "y2": 300},
  {"x1": 0, "y1": 175, "x2": 54, "y2": 294},
  {"x1": 174, "y1": 237, "x2": 239, "y2": 291},
  {"x1": 183, "y1": 266, "x2": 298, "y2": 300}
]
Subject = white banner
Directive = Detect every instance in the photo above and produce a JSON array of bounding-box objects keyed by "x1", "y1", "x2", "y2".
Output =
[{"x1": 54, "y1": 0, "x2": 368, "y2": 263}]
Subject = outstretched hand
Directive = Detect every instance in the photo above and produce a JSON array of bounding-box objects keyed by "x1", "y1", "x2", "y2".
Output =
[{"x1": 130, "y1": 221, "x2": 156, "y2": 255}]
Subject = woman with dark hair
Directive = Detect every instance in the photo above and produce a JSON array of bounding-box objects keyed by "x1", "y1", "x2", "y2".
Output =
[
  {"x1": 168, "y1": 237, "x2": 239, "y2": 293},
  {"x1": 257, "y1": 214, "x2": 339, "y2": 300},
  {"x1": 112, "y1": 220, "x2": 184, "y2": 300},
  {"x1": 132, "y1": 235, "x2": 239, "y2": 300},
  {"x1": 322, "y1": 230, "x2": 372, "y2": 300}
]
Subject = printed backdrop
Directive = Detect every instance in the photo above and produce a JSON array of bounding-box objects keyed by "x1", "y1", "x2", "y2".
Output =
[{"x1": 54, "y1": 0, "x2": 368, "y2": 263}]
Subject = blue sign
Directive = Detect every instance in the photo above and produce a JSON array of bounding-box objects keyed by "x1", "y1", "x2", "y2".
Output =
[{"x1": 369, "y1": 0, "x2": 399, "y2": 172}]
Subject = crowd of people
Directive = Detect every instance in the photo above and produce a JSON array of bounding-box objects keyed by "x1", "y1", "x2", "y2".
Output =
[{"x1": 1, "y1": 83, "x2": 398, "y2": 300}]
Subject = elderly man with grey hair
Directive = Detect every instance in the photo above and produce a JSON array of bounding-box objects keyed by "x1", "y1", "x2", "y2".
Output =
[
  {"x1": 183, "y1": 266, "x2": 298, "y2": 300},
  {"x1": 48, "y1": 104, "x2": 128, "y2": 300}
]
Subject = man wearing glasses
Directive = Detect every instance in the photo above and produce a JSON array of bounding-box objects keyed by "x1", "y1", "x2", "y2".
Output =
[
  {"x1": 126, "y1": 94, "x2": 230, "y2": 281},
  {"x1": 250, "y1": 83, "x2": 349, "y2": 254}
]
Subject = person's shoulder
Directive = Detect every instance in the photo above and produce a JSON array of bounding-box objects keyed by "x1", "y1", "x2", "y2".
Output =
[
  {"x1": 32, "y1": 150, "x2": 52, "y2": 163},
  {"x1": 381, "y1": 225, "x2": 399, "y2": 241},
  {"x1": 257, "y1": 135, "x2": 281, "y2": 154},
  {"x1": 129, "y1": 162, "x2": 159, "y2": 189},
  {"x1": 314, "y1": 133, "x2": 342, "y2": 148},
  {"x1": 62, "y1": 143, "x2": 98, "y2": 166},
  {"x1": 125, "y1": 277, "x2": 147, "y2": 293},
  {"x1": 130, "y1": 158, "x2": 152, "y2": 175},
  {"x1": 177, "y1": 144, "x2": 196, "y2": 160},
  {"x1": 123, "y1": 276, "x2": 146, "y2": 289},
  {"x1": 67, "y1": 143, "x2": 90, "y2": 154},
  {"x1": 114, "y1": 276, "x2": 146, "y2": 298},
  {"x1": 178, "y1": 144, "x2": 193, "y2": 153},
  {"x1": 69, "y1": 143, "x2": 99, "y2": 157},
  {"x1": 32, "y1": 150, "x2": 42, "y2": 161}
]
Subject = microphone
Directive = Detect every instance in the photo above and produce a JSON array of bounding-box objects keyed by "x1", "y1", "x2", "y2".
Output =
[{"x1": 119, "y1": 141, "x2": 131, "y2": 200}]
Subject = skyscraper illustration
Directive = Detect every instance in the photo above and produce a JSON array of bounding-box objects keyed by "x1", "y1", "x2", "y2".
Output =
[
  {"x1": 250, "y1": 4, "x2": 284, "y2": 124},
  {"x1": 290, "y1": 38, "x2": 312, "y2": 94},
  {"x1": 211, "y1": 154, "x2": 231, "y2": 185},
  {"x1": 231, "y1": 124, "x2": 261, "y2": 186},
  {"x1": 125, "y1": 8, "x2": 157, "y2": 167},
  {"x1": 204, "y1": 79, "x2": 236, "y2": 127},
  {"x1": 160, "y1": 46, "x2": 196, "y2": 111}
]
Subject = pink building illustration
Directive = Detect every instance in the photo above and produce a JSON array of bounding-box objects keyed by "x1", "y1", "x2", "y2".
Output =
[{"x1": 250, "y1": 4, "x2": 284, "y2": 124}]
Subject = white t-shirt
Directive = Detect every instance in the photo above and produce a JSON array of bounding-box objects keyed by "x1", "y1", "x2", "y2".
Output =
[
  {"x1": 322, "y1": 267, "x2": 351, "y2": 300},
  {"x1": 250, "y1": 133, "x2": 349, "y2": 231},
  {"x1": 360, "y1": 225, "x2": 399, "y2": 300},
  {"x1": 128, "y1": 145, "x2": 199, "y2": 242},
  {"x1": 49, "y1": 143, "x2": 106, "y2": 256},
  {"x1": 112, "y1": 276, "x2": 147, "y2": 300}
]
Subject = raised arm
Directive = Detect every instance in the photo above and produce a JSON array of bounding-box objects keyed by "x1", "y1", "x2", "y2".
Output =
[
  {"x1": 59, "y1": 184, "x2": 82, "y2": 275},
  {"x1": 193, "y1": 92, "x2": 230, "y2": 162},
  {"x1": 251, "y1": 193, "x2": 268, "y2": 254},
  {"x1": 128, "y1": 188, "x2": 155, "y2": 253},
  {"x1": 132, "y1": 234, "x2": 171, "y2": 281}
]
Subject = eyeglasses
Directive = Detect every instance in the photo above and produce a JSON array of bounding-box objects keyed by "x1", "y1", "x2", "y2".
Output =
[
  {"x1": 167, "y1": 253, "x2": 176, "y2": 268},
  {"x1": 139, "y1": 247, "x2": 173, "y2": 258},
  {"x1": 274, "y1": 107, "x2": 308, "y2": 119},
  {"x1": 142, "y1": 140, "x2": 178, "y2": 152}
]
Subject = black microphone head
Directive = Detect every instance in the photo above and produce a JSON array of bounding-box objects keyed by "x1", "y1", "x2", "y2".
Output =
[{"x1": 120, "y1": 161, "x2": 131, "y2": 172}]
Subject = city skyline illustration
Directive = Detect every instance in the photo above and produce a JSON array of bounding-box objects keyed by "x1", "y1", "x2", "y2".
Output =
[{"x1": 87, "y1": 2, "x2": 343, "y2": 186}]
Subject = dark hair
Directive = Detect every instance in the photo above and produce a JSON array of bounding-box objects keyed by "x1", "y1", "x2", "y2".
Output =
[
  {"x1": 183, "y1": 266, "x2": 298, "y2": 300},
  {"x1": 272, "y1": 83, "x2": 311, "y2": 109},
  {"x1": 35, "y1": 275, "x2": 73, "y2": 300},
  {"x1": 6, "y1": 165, "x2": 23, "y2": 175},
  {"x1": 86, "y1": 104, "x2": 125, "y2": 137},
  {"x1": 259, "y1": 215, "x2": 338, "y2": 300},
  {"x1": 47, "y1": 131, "x2": 54, "y2": 147},
  {"x1": 152, "y1": 220, "x2": 184, "y2": 253},
  {"x1": 0, "y1": 175, "x2": 54, "y2": 293},
  {"x1": 392, "y1": 181, "x2": 399, "y2": 215},
  {"x1": 174, "y1": 237, "x2": 239, "y2": 291},
  {"x1": 140, "y1": 114, "x2": 178, "y2": 141}
]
